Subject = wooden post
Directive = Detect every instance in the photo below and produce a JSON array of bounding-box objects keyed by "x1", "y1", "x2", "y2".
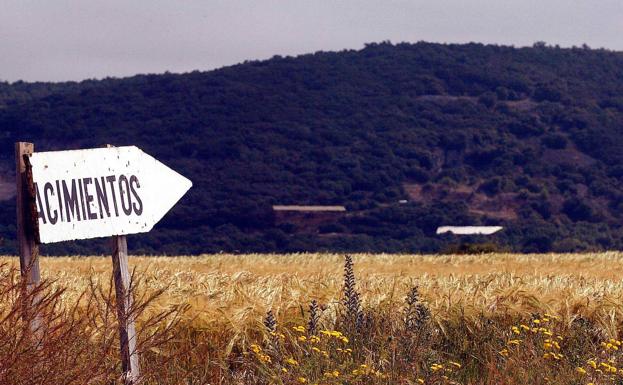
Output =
[
  {"x1": 106, "y1": 143, "x2": 140, "y2": 384},
  {"x1": 16, "y1": 142, "x2": 42, "y2": 335},
  {"x1": 112, "y1": 235, "x2": 140, "y2": 384},
  {"x1": 16, "y1": 142, "x2": 41, "y2": 284}
]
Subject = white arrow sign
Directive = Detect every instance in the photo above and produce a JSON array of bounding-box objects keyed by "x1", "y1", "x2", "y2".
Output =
[{"x1": 29, "y1": 146, "x2": 192, "y2": 244}]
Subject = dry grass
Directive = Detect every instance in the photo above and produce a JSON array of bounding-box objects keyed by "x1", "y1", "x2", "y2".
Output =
[
  {"x1": 2, "y1": 252, "x2": 622, "y2": 321},
  {"x1": 2, "y1": 252, "x2": 623, "y2": 384}
]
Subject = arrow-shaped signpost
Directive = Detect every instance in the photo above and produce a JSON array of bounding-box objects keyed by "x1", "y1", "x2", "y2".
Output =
[
  {"x1": 29, "y1": 145, "x2": 192, "y2": 243},
  {"x1": 17, "y1": 143, "x2": 192, "y2": 384}
]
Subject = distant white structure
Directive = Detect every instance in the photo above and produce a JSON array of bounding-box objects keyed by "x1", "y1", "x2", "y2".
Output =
[
  {"x1": 272, "y1": 205, "x2": 346, "y2": 212},
  {"x1": 436, "y1": 226, "x2": 503, "y2": 235}
]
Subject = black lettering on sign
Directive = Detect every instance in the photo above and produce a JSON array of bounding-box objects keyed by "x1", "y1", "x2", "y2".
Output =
[
  {"x1": 37, "y1": 173, "x2": 145, "y2": 226},
  {"x1": 55, "y1": 180, "x2": 64, "y2": 222},
  {"x1": 130, "y1": 175, "x2": 143, "y2": 215},
  {"x1": 118, "y1": 175, "x2": 133, "y2": 216},
  {"x1": 106, "y1": 175, "x2": 120, "y2": 217},
  {"x1": 95, "y1": 177, "x2": 110, "y2": 218},
  {"x1": 78, "y1": 179, "x2": 86, "y2": 220},
  {"x1": 44, "y1": 182, "x2": 58, "y2": 224},
  {"x1": 83, "y1": 177, "x2": 97, "y2": 220},
  {"x1": 34, "y1": 183, "x2": 47, "y2": 225},
  {"x1": 62, "y1": 179, "x2": 81, "y2": 222}
]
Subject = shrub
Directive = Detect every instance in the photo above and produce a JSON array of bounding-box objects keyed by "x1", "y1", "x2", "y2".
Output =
[{"x1": 542, "y1": 133, "x2": 568, "y2": 149}]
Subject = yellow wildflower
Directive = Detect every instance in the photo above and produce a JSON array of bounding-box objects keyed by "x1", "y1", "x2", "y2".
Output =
[
  {"x1": 576, "y1": 367, "x2": 587, "y2": 375},
  {"x1": 324, "y1": 370, "x2": 339, "y2": 378},
  {"x1": 297, "y1": 377, "x2": 307, "y2": 383},
  {"x1": 257, "y1": 353, "x2": 271, "y2": 363},
  {"x1": 309, "y1": 335, "x2": 320, "y2": 344},
  {"x1": 588, "y1": 360, "x2": 597, "y2": 369}
]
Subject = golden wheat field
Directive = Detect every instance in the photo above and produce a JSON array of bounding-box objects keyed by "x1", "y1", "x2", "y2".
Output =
[
  {"x1": 3, "y1": 253, "x2": 623, "y2": 322},
  {"x1": 3, "y1": 252, "x2": 623, "y2": 385}
]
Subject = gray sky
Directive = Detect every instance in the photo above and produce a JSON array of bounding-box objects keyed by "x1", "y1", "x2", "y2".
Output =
[{"x1": 2, "y1": 0, "x2": 622, "y2": 82}]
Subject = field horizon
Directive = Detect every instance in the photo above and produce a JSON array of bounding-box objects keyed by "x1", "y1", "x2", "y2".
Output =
[{"x1": 4, "y1": 252, "x2": 623, "y2": 322}]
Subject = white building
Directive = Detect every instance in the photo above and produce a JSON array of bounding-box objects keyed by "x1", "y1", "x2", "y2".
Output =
[
  {"x1": 436, "y1": 226, "x2": 503, "y2": 235},
  {"x1": 272, "y1": 205, "x2": 346, "y2": 212}
]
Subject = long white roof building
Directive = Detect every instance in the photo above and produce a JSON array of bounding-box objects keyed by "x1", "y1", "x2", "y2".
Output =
[{"x1": 436, "y1": 226, "x2": 503, "y2": 235}]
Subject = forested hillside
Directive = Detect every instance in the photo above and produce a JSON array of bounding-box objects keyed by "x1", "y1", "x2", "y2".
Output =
[{"x1": 2, "y1": 41, "x2": 623, "y2": 254}]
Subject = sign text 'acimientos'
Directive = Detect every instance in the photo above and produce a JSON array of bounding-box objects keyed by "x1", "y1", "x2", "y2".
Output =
[{"x1": 29, "y1": 146, "x2": 192, "y2": 243}]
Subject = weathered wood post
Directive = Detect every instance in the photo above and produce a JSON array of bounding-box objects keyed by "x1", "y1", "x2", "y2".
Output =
[
  {"x1": 112, "y1": 234, "x2": 140, "y2": 384},
  {"x1": 15, "y1": 142, "x2": 42, "y2": 333},
  {"x1": 106, "y1": 144, "x2": 140, "y2": 384},
  {"x1": 16, "y1": 142, "x2": 41, "y2": 284}
]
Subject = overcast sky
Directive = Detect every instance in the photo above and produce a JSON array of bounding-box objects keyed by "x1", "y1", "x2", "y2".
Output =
[{"x1": 2, "y1": 0, "x2": 622, "y2": 82}]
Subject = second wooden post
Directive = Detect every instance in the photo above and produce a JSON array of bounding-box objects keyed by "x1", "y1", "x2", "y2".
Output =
[{"x1": 112, "y1": 234, "x2": 140, "y2": 384}]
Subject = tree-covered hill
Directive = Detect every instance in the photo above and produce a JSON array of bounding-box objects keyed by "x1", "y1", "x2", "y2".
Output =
[{"x1": 3, "y1": 41, "x2": 623, "y2": 254}]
